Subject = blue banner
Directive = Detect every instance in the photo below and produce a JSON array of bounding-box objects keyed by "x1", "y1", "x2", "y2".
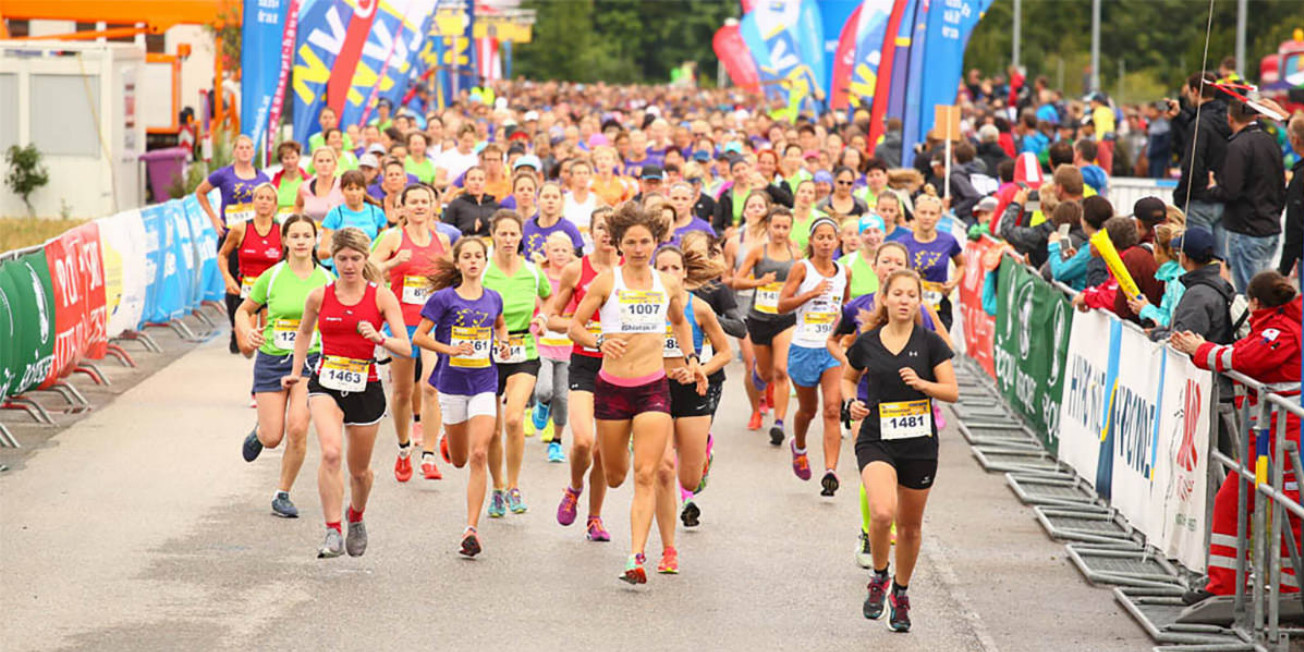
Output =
[
  {"x1": 900, "y1": 0, "x2": 931, "y2": 168},
  {"x1": 908, "y1": 0, "x2": 991, "y2": 164},
  {"x1": 818, "y1": 0, "x2": 860, "y2": 96},
  {"x1": 885, "y1": 0, "x2": 919, "y2": 122},
  {"x1": 846, "y1": 0, "x2": 894, "y2": 111},
  {"x1": 740, "y1": 0, "x2": 824, "y2": 116},
  {"x1": 454, "y1": 0, "x2": 478, "y2": 96},
  {"x1": 181, "y1": 193, "x2": 226, "y2": 303},
  {"x1": 139, "y1": 205, "x2": 165, "y2": 326},
  {"x1": 797, "y1": 0, "x2": 828, "y2": 105},
  {"x1": 241, "y1": 0, "x2": 289, "y2": 156}
]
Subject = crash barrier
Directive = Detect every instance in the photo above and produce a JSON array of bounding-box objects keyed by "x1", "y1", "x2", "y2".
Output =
[
  {"x1": 0, "y1": 192, "x2": 228, "y2": 445},
  {"x1": 1110, "y1": 177, "x2": 1178, "y2": 215},
  {"x1": 952, "y1": 234, "x2": 1304, "y2": 649}
]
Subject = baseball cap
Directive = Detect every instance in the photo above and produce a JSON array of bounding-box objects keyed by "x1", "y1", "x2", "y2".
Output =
[
  {"x1": 813, "y1": 170, "x2": 834, "y2": 184},
  {"x1": 523, "y1": 110, "x2": 540, "y2": 122},
  {"x1": 975, "y1": 196, "x2": 1000, "y2": 214},
  {"x1": 513, "y1": 155, "x2": 542, "y2": 171},
  {"x1": 640, "y1": 164, "x2": 665, "y2": 180},
  {"x1": 367, "y1": 143, "x2": 387, "y2": 156},
  {"x1": 359, "y1": 153, "x2": 380, "y2": 169},
  {"x1": 692, "y1": 150, "x2": 711, "y2": 162},
  {"x1": 1132, "y1": 196, "x2": 1167, "y2": 225},
  {"x1": 1173, "y1": 227, "x2": 1217, "y2": 263},
  {"x1": 858, "y1": 213, "x2": 885, "y2": 234}
]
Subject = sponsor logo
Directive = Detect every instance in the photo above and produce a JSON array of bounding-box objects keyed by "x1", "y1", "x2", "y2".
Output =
[
  {"x1": 1048, "y1": 298, "x2": 1067, "y2": 387},
  {"x1": 27, "y1": 265, "x2": 49, "y2": 346}
]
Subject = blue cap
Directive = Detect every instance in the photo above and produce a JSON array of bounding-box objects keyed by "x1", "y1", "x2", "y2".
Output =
[
  {"x1": 692, "y1": 150, "x2": 711, "y2": 162},
  {"x1": 723, "y1": 141, "x2": 743, "y2": 154},
  {"x1": 813, "y1": 170, "x2": 834, "y2": 184},
  {"x1": 1172, "y1": 227, "x2": 1218, "y2": 263},
  {"x1": 513, "y1": 154, "x2": 543, "y2": 171},
  {"x1": 858, "y1": 213, "x2": 886, "y2": 233}
]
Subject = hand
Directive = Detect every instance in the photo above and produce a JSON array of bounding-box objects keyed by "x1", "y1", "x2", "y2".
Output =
[
  {"x1": 1013, "y1": 188, "x2": 1029, "y2": 204},
  {"x1": 599, "y1": 337, "x2": 627, "y2": 359},
  {"x1": 1072, "y1": 293, "x2": 1089, "y2": 312},
  {"x1": 211, "y1": 220, "x2": 227, "y2": 238},
  {"x1": 224, "y1": 278, "x2": 241, "y2": 296},
  {"x1": 692, "y1": 362, "x2": 708, "y2": 395},
  {"x1": 1169, "y1": 330, "x2": 1206, "y2": 355},
  {"x1": 531, "y1": 314, "x2": 549, "y2": 335},
  {"x1": 1126, "y1": 294, "x2": 1150, "y2": 315},
  {"x1": 246, "y1": 328, "x2": 265, "y2": 349},
  {"x1": 280, "y1": 374, "x2": 301, "y2": 389},
  {"x1": 849, "y1": 400, "x2": 869, "y2": 420},
  {"x1": 1207, "y1": 171, "x2": 1217, "y2": 188},
  {"x1": 811, "y1": 279, "x2": 831, "y2": 296},
  {"x1": 497, "y1": 340, "x2": 512, "y2": 360},
  {"x1": 1061, "y1": 246, "x2": 1077, "y2": 259},
  {"x1": 757, "y1": 271, "x2": 777, "y2": 285},
  {"x1": 899, "y1": 367, "x2": 927, "y2": 391},
  {"x1": 669, "y1": 365, "x2": 692, "y2": 384},
  {"x1": 942, "y1": 277, "x2": 960, "y2": 294},
  {"x1": 393, "y1": 249, "x2": 413, "y2": 265},
  {"x1": 455, "y1": 341, "x2": 476, "y2": 356},
  {"x1": 357, "y1": 320, "x2": 384, "y2": 344},
  {"x1": 1047, "y1": 230, "x2": 1062, "y2": 245}
]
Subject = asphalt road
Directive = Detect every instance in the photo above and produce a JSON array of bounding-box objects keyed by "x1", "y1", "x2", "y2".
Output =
[{"x1": 1, "y1": 337, "x2": 1155, "y2": 651}]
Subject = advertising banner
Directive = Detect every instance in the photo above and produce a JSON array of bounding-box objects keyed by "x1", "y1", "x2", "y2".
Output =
[
  {"x1": 97, "y1": 209, "x2": 148, "y2": 339},
  {"x1": 956, "y1": 236, "x2": 998, "y2": 378},
  {"x1": 818, "y1": 0, "x2": 861, "y2": 100},
  {"x1": 1107, "y1": 324, "x2": 1166, "y2": 526},
  {"x1": 841, "y1": 0, "x2": 893, "y2": 112},
  {"x1": 885, "y1": 0, "x2": 920, "y2": 121},
  {"x1": 0, "y1": 263, "x2": 14, "y2": 398},
  {"x1": 1153, "y1": 347, "x2": 1213, "y2": 572},
  {"x1": 139, "y1": 204, "x2": 166, "y2": 326},
  {"x1": 1058, "y1": 309, "x2": 1118, "y2": 491},
  {"x1": 241, "y1": 0, "x2": 290, "y2": 157},
  {"x1": 992, "y1": 258, "x2": 1072, "y2": 453},
  {"x1": 1, "y1": 252, "x2": 56, "y2": 397},
  {"x1": 866, "y1": 0, "x2": 910, "y2": 147},
  {"x1": 714, "y1": 23, "x2": 761, "y2": 93},
  {"x1": 740, "y1": 0, "x2": 822, "y2": 114}
]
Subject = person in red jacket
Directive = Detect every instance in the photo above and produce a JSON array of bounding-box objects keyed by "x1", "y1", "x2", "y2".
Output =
[
  {"x1": 1171, "y1": 270, "x2": 1303, "y2": 604},
  {"x1": 1072, "y1": 216, "x2": 1164, "y2": 320}
]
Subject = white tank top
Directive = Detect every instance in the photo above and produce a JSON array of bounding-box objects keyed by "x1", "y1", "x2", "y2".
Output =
[
  {"x1": 793, "y1": 259, "x2": 846, "y2": 348},
  {"x1": 599, "y1": 266, "x2": 670, "y2": 335}
]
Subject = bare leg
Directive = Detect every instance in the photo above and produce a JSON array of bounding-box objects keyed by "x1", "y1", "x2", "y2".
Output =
[
  {"x1": 503, "y1": 373, "x2": 536, "y2": 490},
  {"x1": 278, "y1": 382, "x2": 311, "y2": 492},
  {"x1": 893, "y1": 487, "x2": 932, "y2": 586},
  {"x1": 344, "y1": 423, "x2": 380, "y2": 512},
  {"x1": 463, "y1": 415, "x2": 497, "y2": 529},
  {"x1": 389, "y1": 357, "x2": 417, "y2": 446},
  {"x1": 310, "y1": 396, "x2": 346, "y2": 523},
  {"x1": 818, "y1": 367, "x2": 844, "y2": 473},
  {"x1": 863, "y1": 462, "x2": 898, "y2": 572},
  {"x1": 570, "y1": 391, "x2": 607, "y2": 515},
  {"x1": 416, "y1": 348, "x2": 442, "y2": 454},
  {"x1": 628, "y1": 412, "x2": 672, "y2": 557},
  {"x1": 654, "y1": 426, "x2": 678, "y2": 551},
  {"x1": 792, "y1": 384, "x2": 819, "y2": 450}
]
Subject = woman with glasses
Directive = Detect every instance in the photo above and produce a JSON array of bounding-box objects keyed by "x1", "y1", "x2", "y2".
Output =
[{"x1": 818, "y1": 166, "x2": 870, "y2": 220}]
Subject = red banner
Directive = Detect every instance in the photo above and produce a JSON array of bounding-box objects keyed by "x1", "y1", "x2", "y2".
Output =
[
  {"x1": 40, "y1": 223, "x2": 107, "y2": 387},
  {"x1": 958, "y1": 235, "x2": 998, "y2": 378},
  {"x1": 713, "y1": 24, "x2": 760, "y2": 94}
]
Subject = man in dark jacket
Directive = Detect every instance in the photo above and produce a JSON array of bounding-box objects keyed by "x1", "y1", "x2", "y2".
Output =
[
  {"x1": 1277, "y1": 114, "x2": 1304, "y2": 276},
  {"x1": 442, "y1": 181, "x2": 500, "y2": 236},
  {"x1": 1206, "y1": 100, "x2": 1287, "y2": 292},
  {"x1": 1169, "y1": 72, "x2": 1231, "y2": 257},
  {"x1": 975, "y1": 124, "x2": 1010, "y2": 176},
  {"x1": 875, "y1": 118, "x2": 904, "y2": 168}
]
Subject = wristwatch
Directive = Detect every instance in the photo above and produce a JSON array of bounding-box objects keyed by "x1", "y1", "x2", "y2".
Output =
[
  {"x1": 595, "y1": 333, "x2": 605, "y2": 350},
  {"x1": 684, "y1": 353, "x2": 700, "y2": 365}
]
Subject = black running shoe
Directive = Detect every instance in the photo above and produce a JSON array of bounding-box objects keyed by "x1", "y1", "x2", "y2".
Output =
[
  {"x1": 864, "y1": 573, "x2": 889, "y2": 620},
  {"x1": 769, "y1": 426, "x2": 784, "y2": 446},
  {"x1": 820, "y1": 470, "x2": 840, "y2": 496},
  {"x1": 242, "y1": 428, "x2": 263, "y2": 462},
  {"x1": 681, "y1": 500, "x2": 700, "y2": 528},
  {"x1": 887, "y1": 591, "x2": 911, "y2": 632}
]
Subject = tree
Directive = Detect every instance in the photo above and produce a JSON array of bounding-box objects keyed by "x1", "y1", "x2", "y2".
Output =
[{"x1": 5, "y1": 144, "x2": 49, "y2": 217}]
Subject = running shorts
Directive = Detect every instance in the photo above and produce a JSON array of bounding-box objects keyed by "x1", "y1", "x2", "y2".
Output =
[
  {"x1": 439, "y1": 391, "x2": 497, "y2": 425},
  {"x1": 568, "y1": 353, "x2": 602, "y2": 393},
  {"x1": 594, "y1": 371, "x2": 671, "y2": 421},
  {"x1": 745, "y1": 314, "x2": 796, "y2": 347},
  {"x1": 307, "y1": 377, "x2": 388, "y2": 427},
  {"x1": 252, "y1": 351, "x2": 319, "y2": 394},
  {"x1": 669, "y1": 375, "x2": 719, "y2": 418},
  {"x1": 787, "y1": 344, "x2": 841, "y2": 388},
  {"x1": 855, "y1": 439, "x2": 938, "y2": 490},
  {"x1": 497, "y1": 358, "x2": 541, "y2": 395}
]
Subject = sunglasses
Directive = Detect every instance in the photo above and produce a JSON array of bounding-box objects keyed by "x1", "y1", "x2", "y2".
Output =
[
  {"x1": 687, "y1": 177, "x2": 703, "y2": 185},
  {"x1": 836, "y1": 180, "x2": 854, "y2": 186}
]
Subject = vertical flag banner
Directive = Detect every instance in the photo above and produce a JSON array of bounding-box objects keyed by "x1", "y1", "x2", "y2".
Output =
[
  {"x1": 242, "y1": 0, "x2": 289, "y2": 156},
  {"x1": 885, "y1": 0, "x2": 919, "y2": 122},
  {"x1": 456, "y1": 0, "x2": 478, "y2": 95},
  {"x1": 818, "y1": 0, "x2": 861, "y2": 98},
  {"x1": 715, "y1": 24, "x2": 762, "y2": 93},
  {"x1": 866, "y1": 0, "x2": 910, "y2": 147},
  {"x1": 266, "y1": 0, "x2": 302, "y2": 157},
  {"x1": 796, "y1": 0, "x2": 828, "y2": 104},
  {"x1": 740, "y1": 0, "x2": 823, "y2": 116},
  {"x1": 843, "y1": 0, "x2": 893, "y2": 112},
  {"x1": 900, "y1": 0, "x2": 930, "y2": 167},
  {"x1": 828, "y1": 3, "x2": 863, "y2": 112},
  {"x1": 907, "y1": 0, "x2": 991, "y2": 162}
]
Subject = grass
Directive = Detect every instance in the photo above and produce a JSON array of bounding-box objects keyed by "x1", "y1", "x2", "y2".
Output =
[{"x1": 0, "y1": 217, "x2": 88, "y2": 253}]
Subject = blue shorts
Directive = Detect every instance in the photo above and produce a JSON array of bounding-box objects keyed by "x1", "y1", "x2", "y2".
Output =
[
  {"x1": 384, "y1": 324, "x2": 421, "y2": 359},
  {"x1": 787, "y1": 344, "x2": 840, "y2": 388},
  {"x1": 252, "y1": 351, "x2": 320, "y2": 394}
]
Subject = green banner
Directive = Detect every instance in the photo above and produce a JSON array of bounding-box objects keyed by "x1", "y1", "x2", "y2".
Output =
[
  {"x1": 993, "y1": 257, "x2": 1073, "y2": 453},
  {"x1": 0, "y1": 252, "x2": 56, "y2": 398}
]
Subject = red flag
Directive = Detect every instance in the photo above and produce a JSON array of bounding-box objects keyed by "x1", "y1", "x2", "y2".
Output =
[
  {"x1": 713, "y1": 24, "x2": 760, "y2": 93},
  {"x1": 829, "y1": 4, "x2": 862, "y2": 112},
  {"x1": 867, "y1": 0, "x2": 909, "y2": 147}
]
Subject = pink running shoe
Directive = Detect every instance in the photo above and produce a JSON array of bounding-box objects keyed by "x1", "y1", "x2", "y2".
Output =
[
  {"x1": 586, "y1": 516, "x2": 611, "y2": 542},
  {"x1": 557, "y1": 486, "x2": 581, "y2": 526},
  {"x1": 790, "y1": 440, "x2": 812, "y2": 481}
]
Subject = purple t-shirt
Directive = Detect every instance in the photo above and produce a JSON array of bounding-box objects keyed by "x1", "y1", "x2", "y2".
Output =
[
  {"x1": 366, "y1": 173, "x2": 420, "y2": 201},
  {"x1": 522, "y1": 216, "x2": 584, "y2": 261},
  {"x1": 900, "y1": 230, "x2": 962, "y2": 284},
  {"x1": 668, "y1": 217, "x2": 714, "y2": 248},
  {"x1": 207, "y1": 166, "x2": 270, "y2": 225},
  {"x1": 420, "y1": 286, "x2": 504, "y2": 396},
  {"x1": 837, "y1": 292, "x2": 937, "y2": 400}
]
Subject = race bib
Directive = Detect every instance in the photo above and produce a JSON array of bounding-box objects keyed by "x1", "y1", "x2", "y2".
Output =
[
  {"x1": 539, "y1": 329, "x2": 571, "y2": 348},
  {"x1": 617, "y1": 290, "x2": 664, "y2": 332},
  {"x1": 582, "y1": 320, "x2": 602, "y2": 352},
  {"x1": 226, "y1": 205, "x2": 255, "y2": 225},
  {"x1": 879, "y1": 399, "x2": 932, "y2": 440},
  {"x1": 240, "y1": 275, "x2": 257, "y2": 299},
  {"x1": 319, "y1": 355, "x2": 368, "y2": 392},
  {"x1": 402, "y1": 275, "x2": 431, "y2": 305},
  {"x1": 493, "y1": 333, "x2": 528, "y2": 364},
  {"x1": 799, "y1": 310, "x2": 836, "y2": 339},
  {"x1": 754, "y1": 281, "x2": 783, "y2": 314},
  {"x1": 921, "y1": 281, "x2": 945, "y2": 310},
  {"x1": 450, "y1": 326, "x2": 492, "y2": 368},
  {"x1": 663, "y1": 322, "x2": 682, "y2": 358},
  {"x1": 273, "y1": 318, "x2": 300, "y2": 350}
]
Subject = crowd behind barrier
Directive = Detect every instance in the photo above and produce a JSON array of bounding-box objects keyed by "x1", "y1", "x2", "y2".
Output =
[
  {"x1": 955, "y1": 232, "x2": 1304, "y2": 644},
  {"x1": 0, "y1": 192, "x2": 226, "y2": 409}
]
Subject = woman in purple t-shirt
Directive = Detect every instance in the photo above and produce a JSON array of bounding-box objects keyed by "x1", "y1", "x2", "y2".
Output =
[
  {"x1": 899, "y1": 195, "x2": 965, "y2": 330},
  {"x1": 523, "y1": 182, "x2": 584, "y2": 263},
  {"x1": 412, "y1": 237, "x2": 509, "y2": 558}
]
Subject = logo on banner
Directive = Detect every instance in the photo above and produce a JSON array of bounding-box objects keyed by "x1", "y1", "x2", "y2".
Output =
[
  {"x1": 1177, "y1": 379, "x2": 1201, "y2": 474},
  {"x1": 355, "y1": 0, "x2": 377, "y2": 19},
  {"x1": 1016, "y1": 279, "x2": 1034, "y2": 360},
  {"x1": 1049, "y1": 299, "x2": 1067, "y2": 387},
  {"x1": 28, "y1": 267, "x2": 49, "y2": 346}
]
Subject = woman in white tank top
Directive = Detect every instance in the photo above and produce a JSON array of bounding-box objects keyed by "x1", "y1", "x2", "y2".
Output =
[{"x1": 778, "y1": 217, "x2": 852, "y2": 498}]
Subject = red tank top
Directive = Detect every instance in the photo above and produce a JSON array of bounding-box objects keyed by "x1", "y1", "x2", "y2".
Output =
[
  {"x1": 571, "y1": 256, "x2": 603, "y2": 358},
  {"x1": 387, "y1": 226, "x2": 446, "y2": 326},
  {"x1": 316, "y1": 282, "x2": 382, "y2": 381},
  {"x1": 238, "y1": 220, "x2": 282, "y2": 286}
]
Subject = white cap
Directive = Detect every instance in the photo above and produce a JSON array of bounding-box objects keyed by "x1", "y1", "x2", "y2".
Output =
[
  {"x1": 646, "y1": 105, "x2": 662, "y2": 117},
  {"x1": 524, "y1": 110, "x2": 540, "y2": 122}
]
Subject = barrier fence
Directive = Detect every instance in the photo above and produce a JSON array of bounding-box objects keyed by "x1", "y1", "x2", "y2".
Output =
[
  {"x1": 955, "y1": 232, "x2": 1304, "y2": 648},
  {"x1": 0, "y1": 192, "x2": 227, "y2": 443}
]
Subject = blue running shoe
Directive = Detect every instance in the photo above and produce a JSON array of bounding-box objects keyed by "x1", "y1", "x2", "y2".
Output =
[
  {"x1": 532, "y1": 402, "x2": 551, "y2": 431},
  {"x1": 488, "y1": 490, "x2": 507, "y2": 518},
  {"x1": 547, "y1": 441, "x2": 566, "y2": 463}
]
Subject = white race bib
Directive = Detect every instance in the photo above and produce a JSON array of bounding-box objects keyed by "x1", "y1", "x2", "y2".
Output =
[
  {"x1": 227, "y1": 205, "x2": 255, "y2": 225},
  {"x1": 798, "y1": 309, "x2": 836, "y2": 340},
  {"x1": 754, "y1": 281, "x2": 783, "y2": 314},
  {"x1": 663, "y1": 322, "x2": 682, "y2": 358},
  {"x1": 879, "y1": 399, "x2": 932, "y2": 440},
  {"x1": 402, "y1": 275, "x2": 431, "y2": 305},
  {"x1": 319, "y1": 355, "x2": 368, "y2": 392},
  {"x1": 616, "y1": 290, "x2": 665, "y2": 332},
  {"x1": 493, "y1": 333, "x2": 528, "y2": 364},
  {"x1": 921, "y1": 281, "x2": 945, "y2": 310},
  {"x1": 240, "y1": 275, "x2": 257, "y2": 299},
  {"x1": 450, "y1": 326, "x2": 492, "y2": 368},
  {"x1": 273, "y1": 318, "x2": 300, "y2": 350}
]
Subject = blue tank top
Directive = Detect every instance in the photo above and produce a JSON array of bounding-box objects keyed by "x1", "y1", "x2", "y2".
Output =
[{"x1": 664, "y1": 295, "x2": 703, "y2": 358}]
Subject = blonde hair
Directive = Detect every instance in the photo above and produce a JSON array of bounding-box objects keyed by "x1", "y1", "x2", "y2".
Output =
[
  {"x1": 311, "y1": 146, "x2": 338, "y2": 164},
  {"x1": 331, "y1": 227, "x2": 382, "y2": 283},
  {"x1": 542, "y1": 231, "x2": 577, "y2": 269}
]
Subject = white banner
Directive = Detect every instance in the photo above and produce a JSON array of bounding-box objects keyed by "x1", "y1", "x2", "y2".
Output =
[
  {"x1": 1058, "y1": 309, "x2": 1115, "y2": 490},
  {"x1": 96, "y1": 209, "x2": 147, "y2": 338},
  {"x1": 1108, "y1": 324, "x2": 1167, "y2": 537},
  {"x1": 1153, "y1": 347, "x2": 1213, "y2": 573}
]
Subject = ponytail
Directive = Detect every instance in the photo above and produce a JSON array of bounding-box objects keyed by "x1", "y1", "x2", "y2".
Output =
[{"x1": 426, "y1": 237, "x2": 487, "y2": 291}]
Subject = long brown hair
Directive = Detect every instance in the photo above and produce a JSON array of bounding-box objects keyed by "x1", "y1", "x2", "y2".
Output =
[
  {"x1": 861, "y1": 269, "x2": 925, "y2": 333},
  {"x1": 654, "y1": 244, "x2": 725, "y2": 289},
  {"x1": 426, "y1": 236, "x2": 488, "y2": 290}
]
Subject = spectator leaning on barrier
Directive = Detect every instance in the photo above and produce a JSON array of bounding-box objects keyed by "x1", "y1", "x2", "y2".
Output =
[
  {"x1": 1279, "y1": 114, "x2": 1304, "y2": 277},
  {"x1": 998, "y1": 185, "x2": 1061, "y2": 268},
  {"x1": 1126, "y1": 223, "x2": 1185, "y2": 330},
  {"x1": 1051, "y1": 195, "x2": 1115, "y2": 291},
  {"x1": 1171, "y1": 270, "x2": 1302, "y2": 604},
  {"x1": 1110, "y1": 215, "x2": 1165, "y2": 324},
  {"x1": 1169, "y1": 72, "x2": 1230, "y2": 256},
  {"x1": 1072, "y1": 216, "x2": 1164, "y2": 322},
  {"x1": 1132, "y1": 196, "x2": 1168, "y2": 249},
  {"x1": 1206, "y1": 99, "x2": 1287, "y2": 293},
  {"x1": 1036, "y1": 201, "x2": 1086, "y2": 284}
]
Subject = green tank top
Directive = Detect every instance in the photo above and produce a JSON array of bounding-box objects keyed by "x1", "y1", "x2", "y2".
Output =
[{"x1": 839, "y1": 252, "x2": 879, "y2": 299}]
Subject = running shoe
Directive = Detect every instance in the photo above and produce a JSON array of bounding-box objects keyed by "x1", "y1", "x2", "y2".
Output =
[
  {"x1": 271, "y1": 491, "x2": 298, "y2": 518},
  {"x1": 769, "y1": 425, "x2": 785, "y2": 447},
  {"x1": 856, "y1": 531, "x2": 873, "y2": 569},
  {"x1": 820, "y1": 470, "x2": 840, "y2": 497},
  {"x1": 747, "y1": 411, "x2": 763, "y2": 431},
  {"x1": 681, "y1": 500, "x2": 701, "y2": 528},
  {"x1": 764, "y1": 384, "x2": 775, "y2": 414},
  {"x1": 507, "y1": 488, "x2": 528, "y2": 514},
  {"x1": 657, "y1": 547, "x2": 679, "y2": 574},
  {"x1": 346, "y1": 519, "x2": 367, "y2": 557},
  {"x1": 887, "y1": 591, "x2": 911, "y2": 632},
  {"x1": 488, "y1": 489, "x2": 507, "y2": 518},
  {"x1": 532, "y1": 402, "x2": 551, "y2": 431},
  {"x1": 790, "y1": 440, "x2": 812, "y2": 480},
  {"x1": 421, "y1": 454, "x2": 442, "y2": 480},
  {"x1": 557, "y1": 486, "x2": 581, "y2": 526},
  {"x1": 538, "y1": 420, "x2": 555, "y2": 443},
  {"x1": 620, "y1": 553, "x2": 648, "y2": 585},
  {"x1": 459, "y1": 527, "x2": 481, "y2": 558},
  {"x1": 242, "y1": 427, "x2": 263, "y2": 462},
  {"x1": 229, "y1": 334, "x2": 240, "y2": 354},
  {"x1": 394, "y1": 451, "x2": 413, "y2": 483},
  {"x1": 412, "y1": 421, "x2": 424, "y2": 446},
  {"x1": 586, "y1": 516, "x2": 611, "y2": 542},
  {"x1": 317, "y1": 528, "x2": 344, "y2": 559},
  {"x1": 863, "y1": 573, "x2": 889, "y2": 620},
  {"x1": 546, "y1": 441, "x2": 566, "y2": 463},
  {"x1": 524, "y1": 414, "x2": 535, "y2": 437},
  {"x1": 440, "y1": 435, "x2": 451, "y2": 463}
]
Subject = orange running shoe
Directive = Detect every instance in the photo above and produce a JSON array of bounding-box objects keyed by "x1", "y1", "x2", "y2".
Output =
[
  {"x1": 747, "y1": 411, "x2": 763, "y2": 430},
  {"x1": 421, "y1": 454, "x2": 442, "y2": 480},
  {"x1": 394, "y1": 451, "x2": 413, "y2": 482}
]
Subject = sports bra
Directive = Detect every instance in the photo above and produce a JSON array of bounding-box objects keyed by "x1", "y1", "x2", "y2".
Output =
[
  {"x1": 599, "y1": 266, "x2": 669, "y2": 335},
  {"x1": 664, "y1": 294, "x2": 702, "y2": 358}
]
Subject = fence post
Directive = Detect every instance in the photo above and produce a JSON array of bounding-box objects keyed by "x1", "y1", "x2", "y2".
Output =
[
  {"x1": 1270, "y1": 403, "x2": 1286, "y2": 644},
  {"x1": 1235, "y1": 397, "x2": 1252, "y2": 622}
]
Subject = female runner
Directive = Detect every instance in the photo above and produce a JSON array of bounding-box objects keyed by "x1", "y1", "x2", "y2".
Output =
[
  {"x1": 899, "y1": 194, "x2": 964, "y2": 330},
  {"x1": 722, "y1": 191, "x2": 771, "y2": 430},
  {"x1": 843, "y1": 268, "x2": 958, "y2": 632},
  {"x1": 218, "y1": 183, "x2": 283, "y2": 303},
  {"x1": 548, "y1": 207, "x2": 614, "y2": 542},
  {"x1": 533, "y1": 232, "x2": 577, "y2": 463},
  {"x1": 282, "y1": 227, "x2": 411, "y2": 559},
  {"x1": 320, "y1": 170, "x2": 387, "y2": 266},
  {"x1": 567, "y1": 203, "x2": 703, "y2": 584},
  {"x1": 295, "y1": 147, "x2": 344, "y2": 222},
  {"x1": 370, "y1": 184, "x2": 452, "y2": 481},
  {"x1": 482, "y1": 210, "x2": 552, "y2": 517},
  {"x1": 789, "y1": 179, "x2": 826, "y2": 251},
  {"x1": 235, "y1": 214, "x2": 334, "y2": 517},
  {"x1": 736, "y1": 206, "x2": 799, "y2": 446},
  {"x1": 412, "y1": 237, "x2": 510, "y2": 556},
  {"x1": 778, "y1": 217, "x2": 852, "y2": 496},
  {"x1": 651, "y1": 245, "x2": 732, "y2": 574}
]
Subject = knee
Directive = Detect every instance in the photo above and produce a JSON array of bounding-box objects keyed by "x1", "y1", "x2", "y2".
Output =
[
  {"x1": 320, "y1": 447, "x2": 342, "y2": 470},
  {"x1": 420, "y1": 384, "x2": 438, "y2": 403},
  {"x1": 821, "y1": 402, "x2": 841, "y2": 422},
  {"x1": 349, "y1": 466, "x2": 372, "y2": 483},
  {"x1": 504, "y1": 412, "x2": 524, "y2": 434},
  {"x1": 633, "y1": 464, "x2": 658, "y2": 488},
  {"x1": 392, "y1": 384, "x2": 414, "y2": 402},
  {"x1": 869, "y1": 504, "x2": 894, "y2": 527},
  {"x1": 896, "y1": 522, "x2": 922, "y2": 543},
  {"x1": 468, "y1": 446, "x2": 488, "y2": 468},
  {"x1": 656, "y1": 457, "x2": 677, "y2": 485},
  {"x1": 772, "y1": 365, "x2": 789, "y2": 383},
  {"x1": 261, "y1": 429, "x2": 285, "y2": 449}
]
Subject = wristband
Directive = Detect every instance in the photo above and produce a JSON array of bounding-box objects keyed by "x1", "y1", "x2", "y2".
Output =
[
  {"x1": 841, "y1": 399, "x2": 854, "y2": 430},
  {"x1": 684, "y1": 353, "x2": 700, "y2": 365}
]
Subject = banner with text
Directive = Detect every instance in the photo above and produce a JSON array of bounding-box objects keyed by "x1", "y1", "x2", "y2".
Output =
[
  {"x1": 956, "y1": 235, "x2": 998, "y2": 378},
  {"x1": 1152, "y1": 347, "x2": 1213, "y2": 572},
  {"x1": 1057, "y1": 309, "x2": 1117, "y2": 492}
]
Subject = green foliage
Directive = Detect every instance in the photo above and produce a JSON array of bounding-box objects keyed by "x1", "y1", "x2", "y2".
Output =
[
  {"x1": 965, "y1": 0, "x2": 1304, "y2": 101},
  {"x1": 5, "y1": 144, "x2": 50, "y2": 217},
  {"x1": 515, "y1": 0, "x2": 738, "y2": 84}
]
